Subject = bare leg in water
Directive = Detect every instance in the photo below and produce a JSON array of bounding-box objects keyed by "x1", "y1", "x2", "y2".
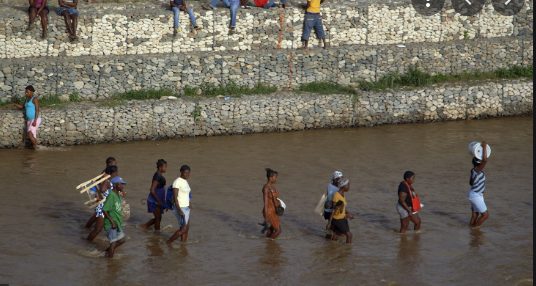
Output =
[
  {"x1": 85, "y1": 213, "x2": 97, "y2": 229},
  {"x1": 180, "y1": 224, "x2": 189, "y2": 242},
  {"x1": 106, "y1": 238, "x2": 125, "y2": 258},
  {"x1": 141, "y1": 207, "x2": 162, "y2": 231},
  {"x1": 167, "y1": 226, "x2": 185, "y2": 244},
  {"x1": 87, "y1": 217, "x2": 104, "y2": 241},
  {"x1": 471, "y1": 211, "x2": 489, "y2": 228}
]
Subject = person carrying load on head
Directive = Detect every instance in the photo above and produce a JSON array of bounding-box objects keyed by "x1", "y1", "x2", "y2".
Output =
[{"x1": 468, "y1": 141, "x2": 490, "y2": 228}]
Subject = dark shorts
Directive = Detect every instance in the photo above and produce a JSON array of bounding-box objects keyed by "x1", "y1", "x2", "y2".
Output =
[
  {"x1": 323, "y1": 211, "x2": 332, "y2": 220},
  {"x1": 331, "y1": 218, "x2": 350, "y2": 234}
]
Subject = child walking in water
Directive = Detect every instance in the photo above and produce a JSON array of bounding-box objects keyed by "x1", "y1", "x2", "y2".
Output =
[
  {"x1": 87, "y1": 165, "x2": 118, "y2": 241},
  {"x1": 85, "y1": 157, "x2": 117, "y2": 229},
  {"x1": 103, "y1": 176, "x2": 127, "y2": 258}
]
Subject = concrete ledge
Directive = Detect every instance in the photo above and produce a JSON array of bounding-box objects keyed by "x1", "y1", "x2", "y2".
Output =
[{"x1": 0, "y1": 79, "x2": 531, "y2": 148}]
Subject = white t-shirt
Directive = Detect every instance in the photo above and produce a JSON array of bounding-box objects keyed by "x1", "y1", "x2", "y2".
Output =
[{"x1": 172, "y1": 177, "x2": 191, "y2": 208}]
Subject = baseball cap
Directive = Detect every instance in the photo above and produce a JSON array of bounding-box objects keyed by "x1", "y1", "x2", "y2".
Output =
[{"x1": 110, "y1": 176, "x2": 127, "y2": 185}]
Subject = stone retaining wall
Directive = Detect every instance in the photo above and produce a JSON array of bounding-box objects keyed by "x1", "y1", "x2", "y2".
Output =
[
  {"x1": 0, "y1": 0, "x2": 532, "y2": 58},
  {"x1": 0, "y1": 35, "x2": 533, "y2": 101},
  {"x1": 0, "y1": 79, "x2": 532, "y2": 148},
  {"x1": 0, "y1": 0, "x2": 532, "y2": 100}
]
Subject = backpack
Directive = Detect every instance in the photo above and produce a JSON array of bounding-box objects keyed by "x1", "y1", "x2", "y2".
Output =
[{"x1": 164, "y1": 186, "x2": 175, "y2": 210}]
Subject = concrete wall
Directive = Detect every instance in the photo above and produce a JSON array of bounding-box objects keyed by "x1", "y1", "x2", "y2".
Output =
[{"x1": 0, "y1": 79, "x2": 532, "y2": 148}]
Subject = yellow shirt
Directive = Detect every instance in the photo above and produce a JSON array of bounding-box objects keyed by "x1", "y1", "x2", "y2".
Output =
[
  {"x1": 306, "y1": 0, "x2": 321, "y2": 13},
  {"x1": 332, "y1": 191, "x2": 346, "y2": 220}
]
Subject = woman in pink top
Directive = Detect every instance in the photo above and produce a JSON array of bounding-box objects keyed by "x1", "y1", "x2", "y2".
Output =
[{"x1": 27, "y1": 0, "x2": 49, "y2": 39}]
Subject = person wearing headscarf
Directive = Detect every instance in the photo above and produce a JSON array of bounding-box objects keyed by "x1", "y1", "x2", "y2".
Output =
[
  {"x1": 323, "y1": 170, "x2": 343, "y2": 221},
  {"x1": 329, "y1": 177, "x2": 353, "y2": 243}
]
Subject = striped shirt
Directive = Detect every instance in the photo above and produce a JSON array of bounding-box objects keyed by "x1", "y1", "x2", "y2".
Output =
[{"x1": 469, "y1": 168, "x2": 486, "y2": 193}]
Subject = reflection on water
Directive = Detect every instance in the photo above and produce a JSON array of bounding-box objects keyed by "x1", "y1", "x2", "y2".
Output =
[
  {"x1": 259, "y1": 240, "x2": 284, "y2": 268},
  {"x1": 397, "y1": 234, "x2": 421, "y2": 261},
  {"x1": 0, "y1": 117, "x2": 532, "y2": 285},
  {"x1": 145, "y1": 235, "x2": 165, "y2": 257},
  {"x1": 21, "y1": 150, "x2": 38, "y2": 174},
  {"x1": 469, "y1": 228, "x2": 485, "y2": 248}
]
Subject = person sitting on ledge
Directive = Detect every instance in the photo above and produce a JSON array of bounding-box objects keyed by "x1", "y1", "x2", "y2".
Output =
[
  {"x1": 56, "y1": 0, "x2": 79, "y2": 42},
  {"x1": 301, "y1": 0, "x2": 327, "y2": 49},
  {"x1": 27, "y1": 0, "x2": 49, "y2": 39},
  {"x1": 202, "y1": 0, "x2": 240, "y2": 35},
  {"x1": 170, "y1": 0, "x2": 201, "y2": 37}
]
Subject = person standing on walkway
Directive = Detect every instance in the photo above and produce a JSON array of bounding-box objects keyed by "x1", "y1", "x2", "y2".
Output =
[
  {"x1": 167, "y1": 165, "x2": 193, "y2": 244},
  {"x1": 202, "y1": 0, "x2": 240, "y2": 35},
  {"x1": 27, "y1": 0, "x2": 49, "y2": 39},
  {"x1": 103, "y1": 176, "x2": 127, "y2": 258},
  {"x1": 396, "y1": 171, "x2": 422, "y2": 233},
  {"x1": 262, "y1": 168, "x2": 282, "y2": 239},
  {"x1": 329, "y1": 177, "x2": 353, "y2": 243},
  {"x1": 468, "y1": 142, "x2": 489, "y2": 228},
  {"x1": 301, "y1": 0, "x2": 327, "y2": 49},
  {"x1": 169, "y1": 0, "x2": 201, "y2": 36},
  {"x1": 15, "y1": 86, "x2": 41, "y2": 149},
  {"x1": 141, "y1": 159, "x2": 168, "y2": 232}
]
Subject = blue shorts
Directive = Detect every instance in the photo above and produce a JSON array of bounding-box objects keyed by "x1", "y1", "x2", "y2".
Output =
[
  {"x1": 469, "y1": 192, "x2": 487, "y2": 213},
  {"x1": 172, "y1": 206, "x2": 190, "y2": 228},
  {"x1": 106, "y1": 228, "x2": 125, "y2": 243},
  {"x1": 301, "y1": 12, "x2": 326, "y2": 42},
  {"x1": 56, "y1": 6, "x2": 79, "y2": 16}
]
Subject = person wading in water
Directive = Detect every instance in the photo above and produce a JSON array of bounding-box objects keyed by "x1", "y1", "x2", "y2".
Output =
[
  {"x1": 396, "y1": 171, "x2": 421, "y2": 234},
  {"x1": 468, "y1": 141, "x2": 489, "y2": 228},
  {"x1": 262, "y1": 168, "x2": 282, "y2": 239},
  {"x1": 141, "y1": 159, "x2": 168, "y2": 232}
]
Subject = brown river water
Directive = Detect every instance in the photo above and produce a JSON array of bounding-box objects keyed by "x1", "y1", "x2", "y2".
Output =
[{"x1": 0, "y1": 117, "x2": 532, "y2": 286}]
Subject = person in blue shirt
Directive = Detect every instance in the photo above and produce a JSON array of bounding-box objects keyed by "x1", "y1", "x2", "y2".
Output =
[{"x1": 15, "y1": 85, "x2": 41, "y2": 149}]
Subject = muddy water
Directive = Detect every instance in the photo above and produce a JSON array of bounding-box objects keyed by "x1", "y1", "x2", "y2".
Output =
[{"x1": 0, "y1": 117, "x2": 532, "y2": 286}]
